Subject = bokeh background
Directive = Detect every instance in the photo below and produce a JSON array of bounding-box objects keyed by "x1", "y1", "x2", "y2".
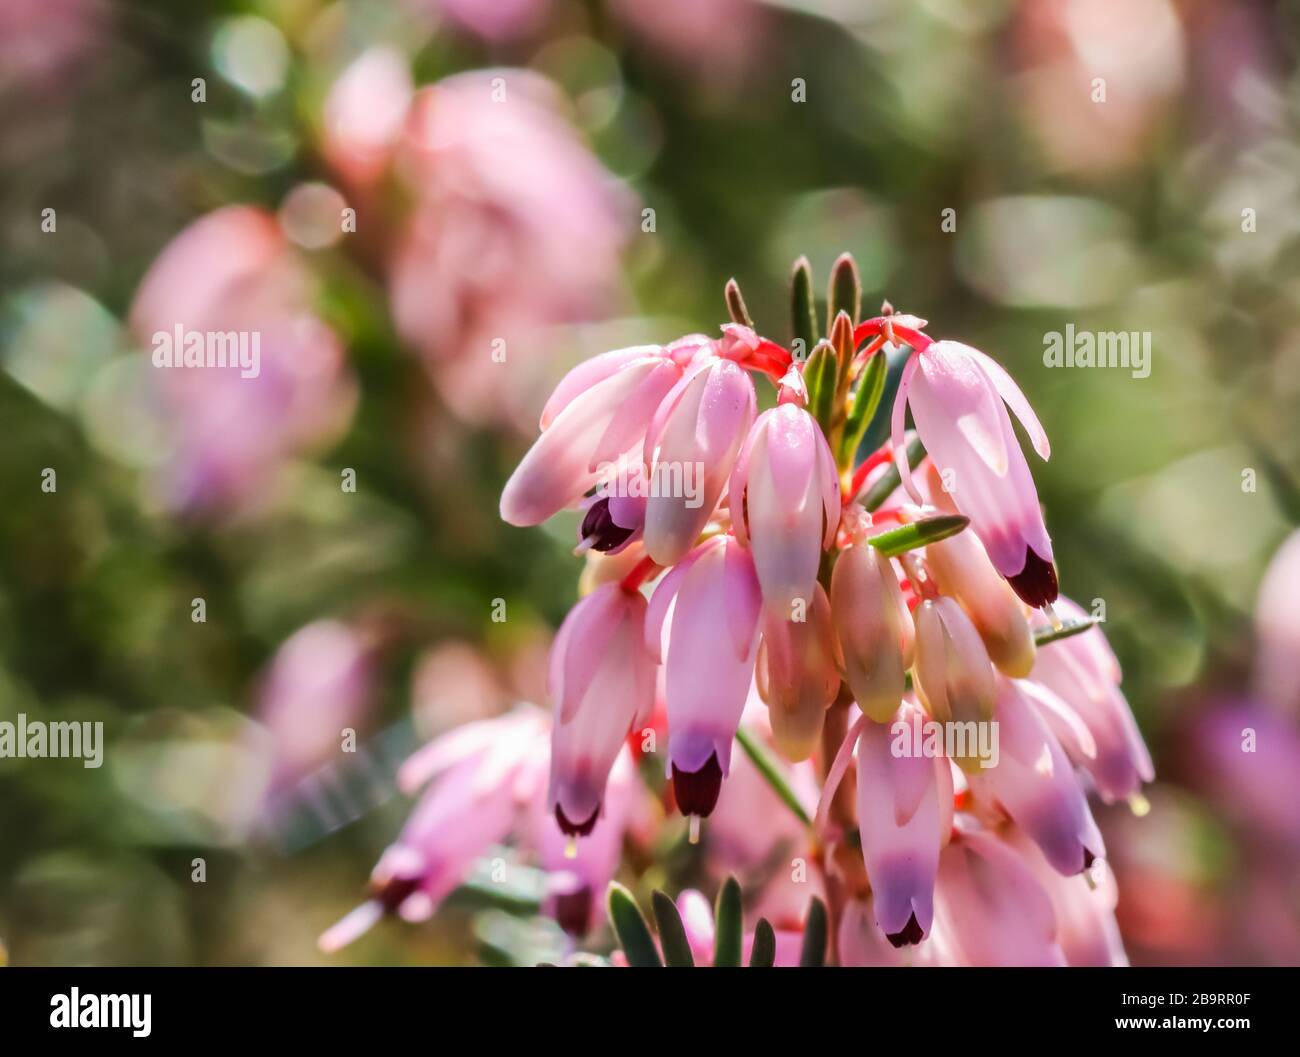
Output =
[{"x1": 2, "y1": 0, "x2": 1299, "y2": 966}]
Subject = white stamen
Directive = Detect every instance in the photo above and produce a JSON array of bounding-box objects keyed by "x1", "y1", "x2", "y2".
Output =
[
  {"x1": 318, "y1": 900, "x2": 383, "y2": 952},
  {"x1": 1043, "y1": 602, "x2": 1064, "y2": 631},
  {"x1": 688, "y1": 815, "x2": 701, "y2": 845}
]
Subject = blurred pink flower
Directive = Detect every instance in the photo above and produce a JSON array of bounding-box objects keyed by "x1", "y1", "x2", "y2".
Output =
[
  {"x1": 323, "y1": 707, "x2": 652, "y2": 949},
  {"x1": 1254, "y1": 528, "x2": 1300, "y2": 714},
  {"x1": 0, "y1": 0, "x2": 106, "y2": 94},
  {"x1": 390, "y1": 70, "x2": 633, "y2": 428},
  {"x1": 1187, "y1": 698, "x2": 1300, "y2": 853},
  {"x1": 609, "y1": 0, "x2": 769, "y2": 91},
  {"x1": 663, "y1": 887, "x2": 806, "y2": 967},
  {"x1": 933, "y1": 826, "x2": 1066, "y2": 966},
  {"x1": 129, "y1": 205, "x2": 357, "y2": 515},
  {"x1": 321, "y1": 48, "x2": 414, "y2": 188},
  {"x1": 256, "y1": 620, "x2": 375, "y2": 796},
  {"x1": 410, "y1": 0, "x2": 549, "y2": 42}
]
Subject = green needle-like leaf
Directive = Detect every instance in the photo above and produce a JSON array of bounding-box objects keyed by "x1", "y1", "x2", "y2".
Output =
[
  {"x1": 839, "y1": 351, "x2": 888, "y2": 465},
  {"x1": 607, "y1": 883, "x2": 662, "y2": 967},
  {"x1": 713, "y1": 876, "x2": 744, "y2": 968},
  {"x1": 1034, "y1": 616, "x2": 1099, "y2": 646},
  {"x1": 867, "y1": 514, "x2": 969, "y2": 557},
  {"x1": 860, "y1": 434, "x2": 926, "y2": 512},
  {"x1": 749, "y1": 919, "x2": 776, "y2": 967},
  {"x1": 805, "y1": 340, "x2": 839, "y2": 434},
  {"x1": 651, "y1": 890, "x2": 696, "y2": 968},
  {"x1": 827, "y1": 252, "x2": 861, "y2": 331},
  {"x1": 735, "y1": 726, "x2": 812, "y2": 827},
  {"x1": 790, "y1": 256, "x2": 819, "y2": 360},
  {"x1": 725, "y1": 277, "x2": 754, "y2": 328},
  {"x1": 799, "y1": 897, "x2": 828, "y2": 967}
]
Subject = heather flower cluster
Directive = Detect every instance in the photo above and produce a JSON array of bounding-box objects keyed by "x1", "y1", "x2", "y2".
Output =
[{"x1": 493, "y1": 254, "x2": 1151, "y2": 964}]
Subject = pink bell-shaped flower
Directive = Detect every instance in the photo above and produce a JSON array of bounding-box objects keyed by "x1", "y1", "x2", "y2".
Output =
[
  {"x1": 892, "y1": 340, "x2": 1057, "y2": 608},
  {"x1": 967, "y1": 677, "x2": 1105, "y2": 876},
  {"x1": 1029, "y1": 597, "x2": 1153, "y2": 804},
  {"x1": 500, "y1": 345, "x2": 684, "y2": 526},
  {"x1": 933, "y1": 826, "x2": 1066, "y2": 966},
  {"x1": 857, "y1": 703, "x2": 955, "y2": 947},
  {"x1": 646, "y1": 535, "x2": 762, "y2": 819},
  {"x1": 1005, "y1": 827, "x2": 1128, "y2": 967},
  {"x1": 730, "y1": 389, "x2": 840, "y2": 617},
  {"x1": 548, "y1": 582, "x2": 656, "y2": 835},
  {"x1": 642, "y1": 354, "x2": 756, "y2": 565}
]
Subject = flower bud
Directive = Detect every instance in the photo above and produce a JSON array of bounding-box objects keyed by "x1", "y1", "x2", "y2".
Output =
[
  {"x1": 756, "y1": 584, "x2": 839, "y2": 761},
  {"x1": 830, "y1": 542, "x2": 913, "y2": 723},
  {"x1": 924, "y1": 528, "x2": 1035, "y2": 677},
  {"x1": 912, "y1": 598, "x2": 996, "y2": 767}
]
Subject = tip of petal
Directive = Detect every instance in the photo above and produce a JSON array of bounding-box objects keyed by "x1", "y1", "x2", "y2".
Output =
[
  {"x1": 1007, "y1": 547, "x2": 1059, "y2": 608},
  {"x1": 555, "y1": 802, "x2": 601, "y2": 837},
  {"x1": 671, "y1": 753, "x2": 724, "y2": 818},
  {"x1": 885, "y1": 911, "x2": 926, "y2": 948}
]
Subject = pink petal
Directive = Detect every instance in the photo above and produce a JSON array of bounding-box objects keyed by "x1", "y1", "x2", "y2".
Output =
[
  {"x1": 965, "y1": 344, "x2": 1051, "y2": 460},
  {"x1": 890, "y1": 353, "x2": 923, "y2": 504}
]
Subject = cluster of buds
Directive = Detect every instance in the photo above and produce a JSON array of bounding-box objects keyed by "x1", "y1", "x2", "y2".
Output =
[{"x1": 500, "y1": 253, "x2": 1152, "y2": 961}]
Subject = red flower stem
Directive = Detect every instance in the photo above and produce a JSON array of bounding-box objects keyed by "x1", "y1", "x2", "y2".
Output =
[
  {"x1": 619, "y1": 556, "x2": 661, "y2": 594},
  {"x1": 847, "y1": 446, "x2": 894, "y2": 501}
]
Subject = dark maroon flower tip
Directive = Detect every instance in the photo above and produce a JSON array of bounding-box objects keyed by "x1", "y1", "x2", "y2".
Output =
[
  {"x1": 1081, "y1": 848, "x2": 1097, "y2": 872},
  {"x1": 671, "y1": 753, "x2": 723, "y2": 818},
  {"x1": 580, "y1": 498, "x2": 635, "y2": 552},
  {"x1": 1006, "y1": 546, "x2": 1058, "y2": 608},
  {"x1": 552, "y1": 887, "x2": 594, "y2": 937},
  {"x1": 886, "y1": 912, "x2": 925, "y2": 949},
  {"x1": 372, "y1": 875, "x2": 422, "y2": 915},
  {"x1": 555, "y1": 803, "x2": 600, "y2": 837}
]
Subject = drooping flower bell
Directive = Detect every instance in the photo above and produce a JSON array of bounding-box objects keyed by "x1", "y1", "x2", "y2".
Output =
[
  {"x1": 646, "y1": 534, "x2": 762, "y2": 820},
  {"x1": 319, "y1": 709, "x2": 550, "y2": 952},
  {"x1": 967, "y1": 677, "x2": 1105, "y2": 876},
  {"x1": 499, "y1": 343, "x2": 687, "y2": 526},
  {"x1": 890, "y1": 339, "x2": 1057, "y2": 608},
  {"x1": 1028, "y1": 596, "x2": 1153, "y2": 804},
  {"x1": 548, "y1": 582, "x2": 656, "y2": 836},
  {"x1": 829, "y1": 525, "x2": 914, "y2": 724},
  {"x1": 642, "y1": 354, "x2": 756, "y2": 565},
  {"x1": 729, "y1": 372, "x2": 841, "y2": 617},
  {"x1": 933, "y1": 826, "x2": 1066, "y2": 966},
  {"x1": 1005, "y1": 827, "x2": 1128, "y2": 967},
  {"x1": 534, "y1": 746, "x2": 642, "y2": 936},
  {"x1": 855, "y1": 703, "x2": 954, "y2": 947}
]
